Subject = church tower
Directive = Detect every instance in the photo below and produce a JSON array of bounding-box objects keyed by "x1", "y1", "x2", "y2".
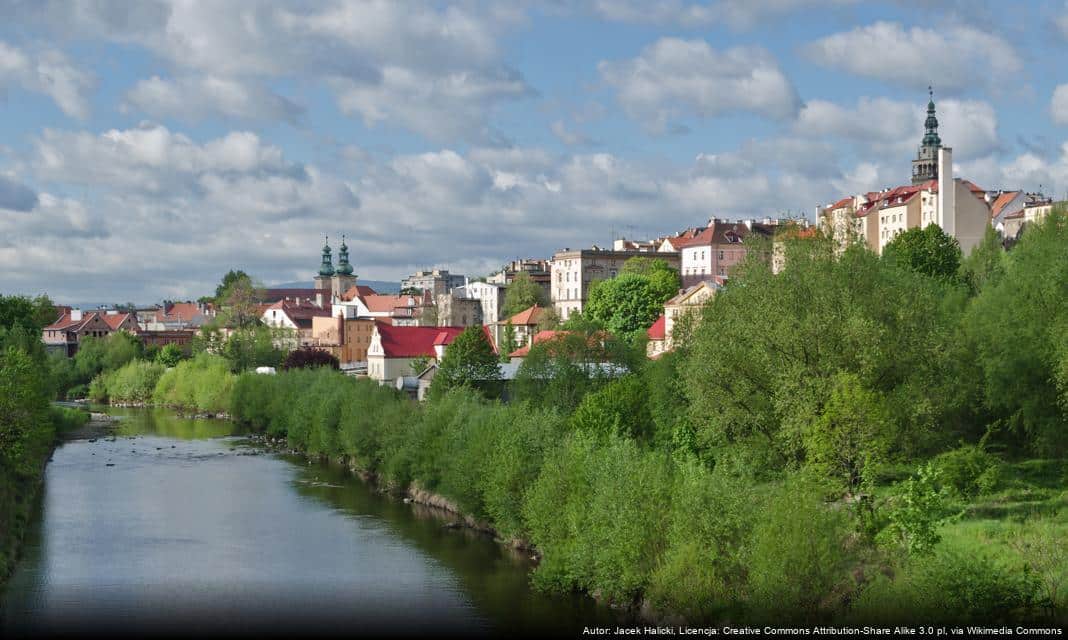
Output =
[
  {"x1": 912, "y1": 87, "x2": 942, "y2": 185},
  {"x1": 332, "y1": 235, "x2": 357, "y2": 300},
  {"x1": 313, "y1": 236, "x2": 335, "y2": 297}
]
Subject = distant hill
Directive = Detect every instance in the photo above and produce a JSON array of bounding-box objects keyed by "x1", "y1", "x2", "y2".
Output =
[{"x1": 268, "y1": 280, "x2": 401, "y2": 294}]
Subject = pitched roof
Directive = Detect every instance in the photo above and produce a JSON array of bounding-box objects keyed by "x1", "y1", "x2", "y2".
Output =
[
  {"x1": 507, "y1": 304, "x2": 546, "y2": 326},
  {"x1": 264, "y1": 300, "x2": 332, "y2": 328},
  {"x1": 340, "y1": 284, "x2": 379, "y2": 301},
  {"x1": 671, "y1": 221, "x2": 774, "y2": 249},
  {"x1": 44, "y1": 311, "x2": 88, "y2": 331},
  {"x1": 646, "y1": 314, "x2": 666, "y2": 341},
  {"x1": 101, "y1": 312, "x2": 136, "y2": 331},
  {"x1": 373, "y1": 323, "x2": 466, "y2": 358}
]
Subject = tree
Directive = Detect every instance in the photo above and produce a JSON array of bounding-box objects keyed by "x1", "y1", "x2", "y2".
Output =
[
  {"x1": 214, "y1": 271, "x2": 265, "y2": 328},
  {"x1": 536, "y1": 305, "x2": 560, "y2": 331},
  {"x1": 221, "y1": 325, "x2": 285, "y2": 372},
  {"x1": 155, "y1": 343, "x2": 184, "y2": 368},
  {"x1": 0, "y1": 346, "x2": 51, "y2": 476},
  {"x1": 583, "y1": 258, "x2": 681, "y2": 338},
  {"x1": 282, "y1": 347, "x2": 340, "y2": 370},
  {"x1": 0, "y1": 294, "x2": 56, "y2": 336},
  {"x1": 882, "y1": 224, "x2": 962, "y2": 281},
  {"x1": 584, "y1": 274, "x2": 662, "y2": 336},
  {"x1": 500, "y1": 322, "x2": 517, "y2": 362},
  {"x1": 569, "y1": 375, "x2": 652, "y2": 441},
  {"x1": 681, "y1": 237, "x2": 974, "y2": 469},
  {"x1": 502, "y1": 272, "x2": 548, "y2": 319},
  {"x1": 214, "y1": 269, "x2": 251, "y2": 301},
  {"x1": 803, "y1": 372, "x2": 892, "y2": 494},
  {"x1": 960, "y1": 225, "x2": 1007, "y2": 295},
  {"x1": 965, "y1": 205, "x2": 1068, "y2": 454},
  {"x1": 429, "y1": 326, "x2": 500, "y2": 398}
]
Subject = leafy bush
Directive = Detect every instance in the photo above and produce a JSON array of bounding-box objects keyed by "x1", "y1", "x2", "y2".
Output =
[
  {"x1": 569, "y1": 374, "x2": 652, "y2": 441},
  {"x1": 744, "y1": 474, "x2": 858, "y2": 622},
  {"x1": 876, "y1": 462, "x2": 954, "y2": 556},
  {"x1": 282, "y1": 347, "x2": 339, "y2": 370},
  {"x1": 152, "y1": 353, "x2": 234, "y2": 413},
  {"x1": 90, "y1": 359, "x2": 165, "y2": 403},
  {"x1": 932, "y1": 444, "x2": 1003, "y2": 497}
]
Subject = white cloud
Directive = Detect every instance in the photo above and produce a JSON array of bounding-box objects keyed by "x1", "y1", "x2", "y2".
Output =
[
  {"x1": 0, "y1": 40, "x2": 94, "y2": 119},
  {"x1": 333, "y1": 66, "x2": 531, "y2": 144},
  {"x1": 795, "y1": 96, "x2": 1000, "y2": 159},
  {"x1": 583, "y1": 0, "x2": 856, "y2": 29},
  {"x1": 123, "y1": 75, "x2": 303, "y2": 124},
  {"x1": 1052, "y1": 84, "x2": 1068, "y2": 126},
  {"x1": 3, "y1": 1, "x2": 530, "y2": 143},
  {"x1": 958, "y1": 143, "x2": 1068, "y2": 194},
  {"x1": 804, "y1": 22, "x2": 1021, "y2": 92},
  {"x1": 599, "y1": 37, "x2": 800, "y2": 133}
]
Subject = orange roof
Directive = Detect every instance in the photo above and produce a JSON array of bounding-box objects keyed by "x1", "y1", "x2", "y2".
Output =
[
  {"x1": 507, "y1": 329, "x2": 607, "y2": 358},
  {"x1": 507, "y1": 304, "x2": 546, "y2": 326},
  {"x1": 991, "y1": 191, "x2": 1021, "y2": 218},
  {"x1": 646, "y1": 314, "x2": 666, "y2": 340},
  {"x1": 340, "y1": 284, "x2": 379, "y2": 301},
  {"x1": 830, "y1": 197, "x2": 853, "y2": 210},
  {"x1": 101, "y1": 312, "x2": 136, "y2": 331}
]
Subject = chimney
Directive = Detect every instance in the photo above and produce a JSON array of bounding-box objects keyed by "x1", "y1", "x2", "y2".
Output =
[
  {"x1": 70, "y1": 309, "x2": 82, "y2": 322},
  {"x1": 937, "y1": 147, "x2": 954, "y2": 237}
]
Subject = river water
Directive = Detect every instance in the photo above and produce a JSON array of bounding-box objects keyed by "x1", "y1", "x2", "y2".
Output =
[{"x1": 0, "y1": 407, "x2": 623, "y2": 637}]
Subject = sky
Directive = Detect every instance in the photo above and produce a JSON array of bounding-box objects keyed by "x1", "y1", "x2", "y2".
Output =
[{"x1": 2, "y1": 0, "x2": 1068, "y2": 304}]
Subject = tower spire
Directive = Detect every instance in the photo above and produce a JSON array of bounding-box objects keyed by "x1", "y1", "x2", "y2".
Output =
[
  {"x1": 912, "y1": 87, "x2": 942, "y2": 185},
  {"x1": 337, "y1": 233, "x2": 354, "y2": 276},
  {"x1": 319, "y1": 234, "x2": 335, "y2": 277}
]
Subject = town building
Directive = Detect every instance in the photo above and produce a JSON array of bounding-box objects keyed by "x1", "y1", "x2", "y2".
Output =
[
  {"x1": 435, "y1": 292, "x2": 482, "y2": 327},
  {"x1": 307, "y1": 315, "x2": 376, "y2": 364},
  {"x1": 646, "y1": 279, "x2": 723, "y2": 358},
  {"x1": 43, "y1": 309, "x2": 139, "y2": 356},
  {"x1": 138, "y1": 301, "x2": 215, "y2": 331},
  {"x1": 401, "y1": 269, "x2": 467, "y2": 297},
  {"x1": 820, "y1": 93, "x2": 991, "y2": 256},
  {"x1": 366, "y1": 323, "x2": 469, "y2": 384},
  {"x1": 494, "y1": 304, "x2": 548, "y2": 354},
  {"x1": 487, "y1": 259, "x2": 551, "y2": 299},
  {"x1": 675, "y1": 219, "x2": 776, "y2": 287},
  {"x1": 261, "y1": 299, "x2": 332, "y2": 346},
  {"x1": 549, "y1": 247, "x2": 680, "y2": 320}
]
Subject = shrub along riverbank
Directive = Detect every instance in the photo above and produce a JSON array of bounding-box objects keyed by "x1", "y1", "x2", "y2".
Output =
[{"x1": 1, "y1": 295, "x2": 89, "y2": 584}]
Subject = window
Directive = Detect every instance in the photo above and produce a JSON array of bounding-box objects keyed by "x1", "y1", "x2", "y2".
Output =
[{"x1": 718, "y1": 250, "x2": 724, "y2": 260}]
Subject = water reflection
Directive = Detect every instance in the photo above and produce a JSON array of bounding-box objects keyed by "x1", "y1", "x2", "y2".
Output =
[{"x1": 1, "y1": 408, "x2": 622, "y2": 637}]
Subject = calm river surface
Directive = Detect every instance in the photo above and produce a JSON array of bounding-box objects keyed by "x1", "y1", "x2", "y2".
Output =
[{"x1": 0, "y1": 407, "x2": 622, "y2": 637}]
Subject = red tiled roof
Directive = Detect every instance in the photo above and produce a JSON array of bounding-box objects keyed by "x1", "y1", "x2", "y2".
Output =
[
  {"x1": 672, "y1": 221, "x2": 774, "y2": 249},
  {"x1": 991, "y1": 191, "x2": 1021, "y2": 218},
  {"x1": 101, "y1": 313, "x2": 136, "y2": 331},
  {"x1": 507, "y1": 304, "x2": 546, "y2": 326},
  {"x1": 374, "y1": 323, "x2": 466, "y2": 358},
  {"x1": 646, "y1": 314, "x2": 666, "y2": 341},
  {"x1": 45, "y1": 311, "x2": 88, "y2": 331},
  {"x1": 830, "y1": 197, "x2": 853, "y2": 210}
]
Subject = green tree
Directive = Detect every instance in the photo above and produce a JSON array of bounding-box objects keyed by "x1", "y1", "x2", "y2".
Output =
[
  {"x1": 155, "y1": 343, "x2": 184, "y2": 368},
  {"x1": 681, "y1": 237, "x2": 974, "y2": 470},
  {"x1": 0, "y1": 346, "x2": 51, "y2": 476},
  {"x1": 500, "y1": 321, "x2": 517, "y2": 362},
  {"x1": 222, "y1": 325, "x2": 286, "y2": 372},
  {"x1": 960, "y1": 225, "x2": 1007, "y2": 295},
  {"x1": 429, "y1": 326, "x2": 500, "y2": 398},
  {"x1": 965, "y1": 204, "x2": 1068, "y2": 454},
  {"x1": 882, "y1": 223, "x2": 963, "y2": 281},
  {"x1": 0, "y1": 295, "x2": 56, "y2": 336},
  {"x1": 214, "y1": 271, "x2": 265, "y2": 328},
  {"x1": 501, "y1": 272, "x2": 548, "y2": 319},
  {"x1": 584, "y1": 258, "x2": 680, "y2": 337},
  {"x1": 804, "y1": 372, "x2": 892, "y2": 494},
  {"x1": 214, "y1": 269, "x2": 251, "y2": 301},
  {"x1": 569, "y1": 374, "x2": 652, "y2": 440}
]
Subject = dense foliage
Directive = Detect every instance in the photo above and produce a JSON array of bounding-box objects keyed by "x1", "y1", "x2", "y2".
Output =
[
  {"x1": 501, "y1": 271, "x2": 548, "y2": 319},
  {"x1": 282, "y1": 347, "x2": 340, "y2": 370},
  {"x1": 584, "y1": 257, "x2": 681, "y2": 337},
  {"x1": 428, "y1": 326, "x2": 500, "y2": 399},
  {"x1": 0, "y1": 295, "x2": 88, "y2": 582}
]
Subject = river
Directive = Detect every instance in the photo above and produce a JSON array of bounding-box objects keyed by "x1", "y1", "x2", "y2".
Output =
[{"x1": 0, "y1": 407, "x2": 625, "y2": 637}]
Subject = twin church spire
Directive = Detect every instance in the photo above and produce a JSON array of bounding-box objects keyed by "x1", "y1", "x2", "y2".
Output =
[{"x1": 318, "y1": 235, "x2": 354, "y2": 277}]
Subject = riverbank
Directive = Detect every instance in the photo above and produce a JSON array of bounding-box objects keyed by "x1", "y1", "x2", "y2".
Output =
[{"x1": 0, "y1": 407, "x2": 94, "y2": 587}]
